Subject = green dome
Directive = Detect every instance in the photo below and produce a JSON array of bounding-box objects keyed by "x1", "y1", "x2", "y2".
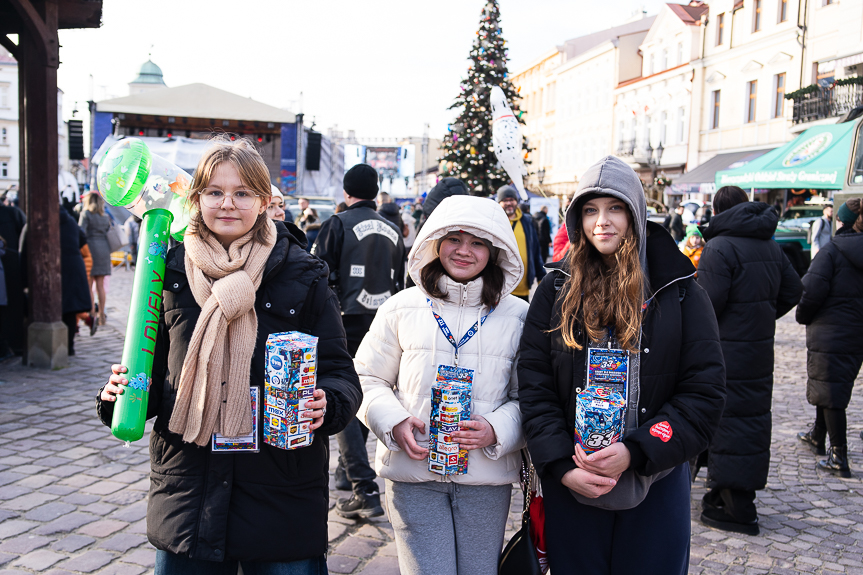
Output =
[{"x1": 131, "y1": 60, "x2": 166, "y2": 85}]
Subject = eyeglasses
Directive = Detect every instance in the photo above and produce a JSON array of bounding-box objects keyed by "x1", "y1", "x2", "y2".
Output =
[{"x1": 198, "y1": 188, "x2": 261, "y2": 210}]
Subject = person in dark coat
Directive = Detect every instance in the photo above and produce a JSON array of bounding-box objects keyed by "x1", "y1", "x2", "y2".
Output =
[
  {"x1": 519, "y1": 156, "x2": 726, "y2": 575},
  {"x1": 377, "y1": 196, "x2": 405, "y2": 235},
  {"x1": 697, "y1": 186, "x2": 802, "y2": 534},
  {"x1": 97, "y1": 139, "x2": 361, "y2": 572},
  {"x1": 533, "y1": 205, "x2": 553, "y2": 259},
  {"x1": 59, "y1": 209, "x2": 92, "y2": 355},
  {"x1": 796, "y1": 198, "x2": 863, "y2": 477},
  {"x1": 668, "y1": 205, "x2": 686, "y2": 243},
  {"x1": 419, "y1": 177, "x2": 469, "y2": 230},
  {"x1": 0, "y1": 203, "x2": 25, "y2": 358}
]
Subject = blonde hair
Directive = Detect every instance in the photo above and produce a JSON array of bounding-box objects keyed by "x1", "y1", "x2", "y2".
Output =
[
  {"x1": 186, "y1": 137, "x2": 273, "y2": 243},
  {"x1": 84, "y1": 192, "x2": 105, "y2": 216},
  {"x1": 554, "y1": 202, "x2": 645, "y2": 353}
]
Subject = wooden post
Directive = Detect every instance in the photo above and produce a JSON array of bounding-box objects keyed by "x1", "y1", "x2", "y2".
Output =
[{"x1": 17, "y1": 0, "x2": 66, "y2": 367}]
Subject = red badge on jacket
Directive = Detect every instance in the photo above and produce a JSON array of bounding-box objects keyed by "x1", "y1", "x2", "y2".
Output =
[{"x1": 650, "y1": 421, "x2": 673, "y2": 442}]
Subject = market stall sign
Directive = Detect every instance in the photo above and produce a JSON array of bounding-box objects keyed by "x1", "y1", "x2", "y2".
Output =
[{"x1": 715, "y1": 122, "x2": 858, "y2": 190}]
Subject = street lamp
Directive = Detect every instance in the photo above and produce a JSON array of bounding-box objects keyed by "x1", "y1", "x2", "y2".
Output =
[{"x1": 538, "y1": 168, "x2": 546, "y2": 186}]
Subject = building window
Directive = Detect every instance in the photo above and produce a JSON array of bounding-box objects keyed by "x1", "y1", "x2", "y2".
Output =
[
  {"x1": 747, "y1": 80, "x2": 758, "y2": 122},
  {"x1": 716, "y1": 13, "x2": 725, "y2": 45},
  {"x1": 1, "y1": 162, "x2": 7, "y2": 177},
  {"x1": 774, "y1": 73, "x2": 786, "y2": 117},
  {"x1": 754, "y1": 0, "x2": 762, "y2": 31},
  {"x1": 649, "y1": 54, "x2": 655, "y2": 75},
  {"x1": 779, "y1": 0, "x2": 788, "y2": 21},
  {"x1": 1, "y1": 128, "x2": 5, "y2": 144},
  {"x1": 712, "y1": 90, "x2": 721, "y2": 129},
  {"x1": 0, "y1": 86, "x2": 7, "y2": 108},
  {"x1": 678, "y1": 107, "x2": 686, "y2": 143},
  {"x1": 660, "y1": 111, "x2": 667, "y2": 144},
  {"x1": 677, "y1": 43, "x2": 684, "y2": 65},
  {"x1": 661, "y1": 49, "x2": 668, "y2": 71},
  {"x1": 823, "y1": 0, "x2": 833, "y2": 5}
]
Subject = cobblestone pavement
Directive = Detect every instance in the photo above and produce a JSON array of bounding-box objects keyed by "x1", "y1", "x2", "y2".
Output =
[{"x1": 0, "y1": 267, "x2": 861, "y2": 574}]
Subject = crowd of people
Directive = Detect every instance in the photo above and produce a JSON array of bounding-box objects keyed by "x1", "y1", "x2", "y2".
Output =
[
  {"x1": 20, "y1": 135, "x2": 846, "y2": 575},
  {"x1": 0, "y1": 184, "x2": 117, "y2": 360}
]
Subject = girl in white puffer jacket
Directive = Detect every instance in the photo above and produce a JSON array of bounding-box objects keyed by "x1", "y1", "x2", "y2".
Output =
[{"x1": 355, "y1": 195, "x2": 528, "y2": 575}]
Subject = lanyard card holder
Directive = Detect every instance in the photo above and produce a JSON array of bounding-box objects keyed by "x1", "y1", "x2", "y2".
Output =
[
  {"x1": 212, "y1": 387, "x2": 260, "y2": 453},
  {"x1": 575, "y1": 347, "x2": 629, "y2": 454}
]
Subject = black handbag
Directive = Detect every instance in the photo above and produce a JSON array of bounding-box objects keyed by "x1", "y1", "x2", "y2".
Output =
[{"x1": 498, "y1": 451, "x2": 543, "y2": 575}]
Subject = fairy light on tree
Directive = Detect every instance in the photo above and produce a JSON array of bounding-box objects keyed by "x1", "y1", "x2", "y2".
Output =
[{"x1": 437, "y1": 0, "x2": 529, "y2": 197}]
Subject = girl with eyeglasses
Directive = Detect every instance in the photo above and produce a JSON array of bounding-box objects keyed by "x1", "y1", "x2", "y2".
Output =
[{"x1": 97, "y1": 137, "x2": 361, "y2": 575}]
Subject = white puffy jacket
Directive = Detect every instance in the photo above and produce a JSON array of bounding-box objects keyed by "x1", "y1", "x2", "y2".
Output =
[{"x1": 355, "y1": 195, "x2": 528, "y2": 485}]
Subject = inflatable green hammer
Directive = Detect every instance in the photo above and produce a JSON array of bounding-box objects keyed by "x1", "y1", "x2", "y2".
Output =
[{"x1": 97, "y1": 138, "x2": 193, "y2": 442}]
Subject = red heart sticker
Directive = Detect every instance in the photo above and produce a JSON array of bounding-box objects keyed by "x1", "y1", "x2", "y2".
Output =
[{"x1": 650, "y1": 421, "x2": 673, "y2": 442}]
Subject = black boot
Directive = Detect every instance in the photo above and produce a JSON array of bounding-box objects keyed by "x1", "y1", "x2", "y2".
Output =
[
  {"x1": 798, "y1": 425, "x2": 826, "y2": 456},
  {"x1": 818, "y1": 446, "x2": 851, "y2": 478},
  {"x1": 335, "y1": 488, "x2": 384, "y2": 519}
]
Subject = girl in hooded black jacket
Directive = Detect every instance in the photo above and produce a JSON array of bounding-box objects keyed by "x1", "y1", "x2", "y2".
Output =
[
  {"x1": 797, "y1": 198, "x2": 863, "y2": 477},
  {"x1": 518, "y1": 156, "x2": 726, "y2": 575}
]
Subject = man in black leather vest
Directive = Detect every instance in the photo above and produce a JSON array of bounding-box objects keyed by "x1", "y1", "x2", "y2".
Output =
[{"x1": 311, "y1": 163, "x2": 404, "y2": 518}]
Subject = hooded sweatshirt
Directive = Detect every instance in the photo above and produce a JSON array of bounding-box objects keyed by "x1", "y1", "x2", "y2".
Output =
[
  {"x1": 355, "y1": 195, "x2": 528, "y2": 485},
  {"x1": 566, "y1": 155, "x2": 648, "y2": 274}
]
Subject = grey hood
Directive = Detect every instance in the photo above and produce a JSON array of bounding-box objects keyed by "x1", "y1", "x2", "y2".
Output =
[{"x1": 565, "y1": 155, "x2": 648, "y2": 273}]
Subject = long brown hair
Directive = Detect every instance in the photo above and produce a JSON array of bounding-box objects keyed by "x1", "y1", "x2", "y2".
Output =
[
  {"x1": 420, "y1": 258, "x2": 505, "y2": 309},
  {"x1": 555, "y1": 201, "x2": 645, "y2": 352},
  {"x1": 186, "y1": 137, "x2": 273, "y2": 243}
]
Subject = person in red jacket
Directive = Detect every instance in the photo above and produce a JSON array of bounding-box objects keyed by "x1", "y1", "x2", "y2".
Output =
[{"x1": 552, "y1": 222, "x2": 569, "y2": 262}]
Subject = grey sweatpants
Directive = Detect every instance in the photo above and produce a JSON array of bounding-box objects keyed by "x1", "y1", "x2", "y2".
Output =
[{"x1": 385, "y1": 479, "x2": 512, "y2": 575}]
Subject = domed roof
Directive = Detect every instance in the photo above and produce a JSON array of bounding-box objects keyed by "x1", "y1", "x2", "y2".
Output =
[{"x1": 131, "y1": 60, "x2": 166, "y2": 85}]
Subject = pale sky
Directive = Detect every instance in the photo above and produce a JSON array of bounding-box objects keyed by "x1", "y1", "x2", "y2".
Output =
[{"x1": 55, "y1": 0, "x2": 667, "y2": 145}]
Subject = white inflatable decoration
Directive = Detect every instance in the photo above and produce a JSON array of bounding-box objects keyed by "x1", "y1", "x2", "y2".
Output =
[{"x1": 490, "y1": 86, "x2": 527, "y2": 200}]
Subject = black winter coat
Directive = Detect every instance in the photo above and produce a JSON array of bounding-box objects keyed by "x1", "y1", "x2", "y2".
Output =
[
  {"x1": 60, "y1": 209, "x2": 91, "y2": 315},
  {"x1": 796, "y1": 228, "x2": 863, "y2": 409},
  {"x1": 97, "y1": 222, "x2": 362, "y2": 563},
  {"x1": 697, "y1": 201, "x2": 802, "y2": 491},
  {"x1": 21, "y1": 209, "x2": 92, "y2": 315},
  {"x1": 518, "y1": 222, "x2": 726, "y2": 483}
]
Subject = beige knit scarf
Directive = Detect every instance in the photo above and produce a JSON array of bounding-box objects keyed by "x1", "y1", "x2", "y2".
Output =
[{"x1": 168, "y1": 218, "x2": 277, "y2": 446}]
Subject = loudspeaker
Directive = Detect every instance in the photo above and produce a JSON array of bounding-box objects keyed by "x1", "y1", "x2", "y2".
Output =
[
  {"x1": 68, "y1": 120, "x2": 85, "y2": 160},
  {"x1": 306, "y1": 132, "x2": 322, "y2": 171}
]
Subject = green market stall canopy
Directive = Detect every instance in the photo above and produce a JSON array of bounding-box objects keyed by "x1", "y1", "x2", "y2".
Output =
[{"x1": 715, "y1": 121, "x2": 859, "y2": 190}]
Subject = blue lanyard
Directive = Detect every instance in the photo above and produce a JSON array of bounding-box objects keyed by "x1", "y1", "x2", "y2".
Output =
[{"x1": 427, "y1": 299, "x2": 494, "y2": 365}]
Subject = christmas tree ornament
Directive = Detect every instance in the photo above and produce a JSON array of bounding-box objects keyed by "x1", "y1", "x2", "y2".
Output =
[
  {"x1": 490, "y1": 86, "x2": 527, "y2": 200},
  {"x1": 97, "y1": 137, "x2": 194, "y2": 442}
]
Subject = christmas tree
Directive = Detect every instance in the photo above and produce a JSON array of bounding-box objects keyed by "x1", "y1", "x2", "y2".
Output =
[{"x1": 438, "y1": 0, "x2": 529, "y2": 197}]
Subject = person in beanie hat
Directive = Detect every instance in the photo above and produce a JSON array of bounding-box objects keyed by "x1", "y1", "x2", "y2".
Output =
[
  {"x1": 681, "y1": 224, "x2": 704, "y2": 270},
  {"x1": 796, "y1": 198, "x2": 863, "y2": 478},
  {"x1": 496, "y1": 185, "x2": 545, "y2": 301},
  {"x1": 311, "y1": 163, "x2": 405, "y2": 518}
]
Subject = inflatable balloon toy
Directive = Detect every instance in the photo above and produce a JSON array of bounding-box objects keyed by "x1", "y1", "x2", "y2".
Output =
[
  {"x1": 490, "y1": 86, "x2": 528, "y2": 201},
  {"x1": 97, "y1": 137, "x2": 193, "y2": 443}
]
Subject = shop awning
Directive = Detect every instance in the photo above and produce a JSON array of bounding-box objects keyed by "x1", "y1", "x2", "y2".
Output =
[
  {"x1": 669, "y1": 148, "x2": 775, "y2": 195},
  {"x1": 715, "y1": 121, "x2": 859, "y2": 190}
]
